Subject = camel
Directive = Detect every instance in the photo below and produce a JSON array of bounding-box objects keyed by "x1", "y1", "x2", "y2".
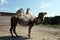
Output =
[
  {"x1": 10, "y1": 8, "x2": 47, "y2": 38},
  {"x1": 26, "y1": 8, "x2": 35, "y2": 21}
]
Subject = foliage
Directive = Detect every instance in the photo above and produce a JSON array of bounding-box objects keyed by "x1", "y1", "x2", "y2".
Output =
[{"x1": 43, "y1": 16, "x2": 60, "y2": 25}]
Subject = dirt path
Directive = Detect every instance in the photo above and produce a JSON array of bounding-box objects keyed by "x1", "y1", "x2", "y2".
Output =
[{"x1": 0, "y1": 25, "x2": 60, "y2": 40}]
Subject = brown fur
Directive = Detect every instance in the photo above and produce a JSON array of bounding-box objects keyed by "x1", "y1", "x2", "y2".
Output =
[{"x1": 10, "y1": 8, "x2": 47, "y2": 38}]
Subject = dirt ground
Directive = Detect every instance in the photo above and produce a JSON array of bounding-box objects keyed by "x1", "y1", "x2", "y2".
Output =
[
  {"x1": 0, "y1": 16, "x2": 60, "y2": 40},
  {"x1": 0, "y1": 25, "x2": 60, "y2": 40}
]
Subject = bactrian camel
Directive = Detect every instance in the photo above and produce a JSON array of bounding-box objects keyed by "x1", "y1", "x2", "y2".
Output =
[{"x1": 10, "y1": 8, "x2": 47, "y2": 38}]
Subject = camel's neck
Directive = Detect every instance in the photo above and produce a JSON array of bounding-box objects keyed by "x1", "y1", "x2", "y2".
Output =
[
  {"x1": 34, "y1": 16, "x2": 44, "y2": 25},
  {"x1": 39, "y1": 16, "x2": 44, "y2": 20}
]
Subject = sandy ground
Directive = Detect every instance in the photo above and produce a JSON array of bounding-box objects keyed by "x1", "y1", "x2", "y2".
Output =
[
  {"x1": 0, "y1": 16, "x2": 60, "y2": 40},
  {"x1": 0, "y1": 25, "x2": 60, "y2": 40}
]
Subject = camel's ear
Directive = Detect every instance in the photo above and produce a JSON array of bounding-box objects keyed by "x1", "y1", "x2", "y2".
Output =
[{"x1": 44, "y1": 12, "x2": 47, "y2": 15}]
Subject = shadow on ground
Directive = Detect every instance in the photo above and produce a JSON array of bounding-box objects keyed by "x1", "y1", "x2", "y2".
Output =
[{"x1": 0, "y1": 36, "x2": 29, "y2": 40}]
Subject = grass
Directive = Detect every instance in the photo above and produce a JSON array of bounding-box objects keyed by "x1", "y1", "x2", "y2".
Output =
[{"x1": 43, "y1": 25, "x2": 60, "y2": 29}]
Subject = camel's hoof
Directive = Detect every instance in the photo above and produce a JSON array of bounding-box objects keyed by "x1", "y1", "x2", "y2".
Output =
[
  {"x1": 28, "y1": 37, "x2": 30, "y2": 39},
  {"x1": 28, "y1": 35, "x2": 30, "y2": 39},
  {"x1": 16, "y1": 35, "x2": 20, "y2": 37},
  {"x1": 11, "y1": 36, "x2": 16, "y2": 38}
]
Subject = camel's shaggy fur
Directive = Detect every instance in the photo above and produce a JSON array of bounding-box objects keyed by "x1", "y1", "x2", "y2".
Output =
[{"x1": 10, "y1": 8, "x2": 47, "y2": 38}]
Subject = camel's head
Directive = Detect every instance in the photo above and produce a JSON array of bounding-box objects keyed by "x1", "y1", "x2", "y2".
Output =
[
  {"x1": 35, "y1": 12, "x2": 47, "y2": 25},
  {"x1": 38, "y1": 12, "x2": 47, "y2": 18},
  {"x1": 16, "y1": 8, "x2": 24, "y2": 13}
]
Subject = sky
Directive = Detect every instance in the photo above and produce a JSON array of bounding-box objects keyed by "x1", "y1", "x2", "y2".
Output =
[{"x1": 0, "y1": 0, "x2": 60, "y2": 17}]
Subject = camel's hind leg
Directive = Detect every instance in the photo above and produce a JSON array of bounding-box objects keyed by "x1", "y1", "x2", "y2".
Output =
[
  {"x1": 13, "y1": 23, "x2": 19, "y2": 37},
  {"x1": 10, "y1": 17, "x2": 18, "y2": 37},
  {"x1": 10, "y1": 23, "x2": 18, "y2": 37},
  {"x1": 10, "y1": 24, "x2": 14, "y2": 37}
]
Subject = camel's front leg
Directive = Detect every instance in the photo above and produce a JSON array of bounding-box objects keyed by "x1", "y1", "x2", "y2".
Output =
[
  {"x1": 28, "y1": 23, "x2": 34, "y2": 38},
  {"x1": 10, "y1": 25, "x2": 14, "y2": 37},
  {"x1": 13, "y1": 25, "x2": 19, "y2": 37}
]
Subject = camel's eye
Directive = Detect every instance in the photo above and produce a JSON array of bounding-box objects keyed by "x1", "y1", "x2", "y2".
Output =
[{"x1": 44, "y1": 13, "x2": 47, "y2": 15}]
